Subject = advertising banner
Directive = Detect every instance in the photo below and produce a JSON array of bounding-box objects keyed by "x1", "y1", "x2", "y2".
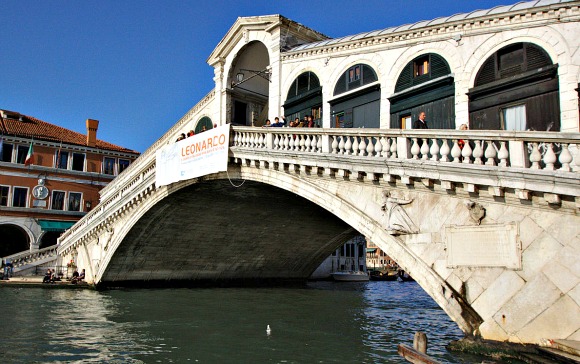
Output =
[{"x1": 156, "y1": 124, "x2": 230, "y2": 187}]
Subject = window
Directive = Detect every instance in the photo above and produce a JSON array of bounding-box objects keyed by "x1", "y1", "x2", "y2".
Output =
[
  {"x1": 72, "y1": 153, "x2": 85, "y2": 171},
  {"x1": 57, "y1": 151, "x2": 69, "y2": 169},
  {"x1": 16, "y1": 145, "x2": 29, "y2": 164},
  {"x1": 118, "y1": 159, "x2": 130, "y2": 174},
  {"x1": 502, "y1": 104, "x2": 527, "y2": 131},
  {"x1": 401, "y1": 115, "x2": 412, "y2": 129},
  {"x1": 0, "y1": 186, "x2": 9, "y2": 206},
  {"x1": 51, "y1": 191, "x2": 65, "y2": 210},
  {"x1": 12, "y1": 187, "x2": 28, "y2": 207},
  {"x1": 68, "y1": 192, "x2": 82, "y2": 212},
  {"x1": 1, "y1": 143, "x2": 13, "y2": 162},
  {"x1": 334, "y1": 112, "x2": 345, "y2": 128},
  {"x1": 349, "y1": 65, "x2": 361, "y2": 83},
  {"x1": 103, "y1": 157, "x2": 115, "y2": 175},
  {"x1": 414, "y1": 56, "x2": 429, "y2": 77}
]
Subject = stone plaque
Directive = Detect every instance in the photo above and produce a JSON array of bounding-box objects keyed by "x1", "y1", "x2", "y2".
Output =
[
  {"x1": 446, "y1": 223, "x2": 521, "y2": 269},
  {"x1": 33, "y1": 199, "x2": 47, "y2": 208}
]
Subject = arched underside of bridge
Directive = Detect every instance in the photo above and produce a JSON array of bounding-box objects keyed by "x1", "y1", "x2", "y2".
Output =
[{"x1": 100, "y1": 180, "x2": 355, "y2": 285}]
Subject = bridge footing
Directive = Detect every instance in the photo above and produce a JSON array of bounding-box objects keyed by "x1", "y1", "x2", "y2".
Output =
[{"x1": 97, "y1": 277, "x2": 309, "y2": 289}]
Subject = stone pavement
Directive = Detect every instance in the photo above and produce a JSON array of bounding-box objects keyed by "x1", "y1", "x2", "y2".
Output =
[{"x1": 0, "y1": 276, "x2": 90, "y2": 289}]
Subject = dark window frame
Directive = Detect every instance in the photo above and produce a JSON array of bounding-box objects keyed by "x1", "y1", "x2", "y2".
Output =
[
  {"x1": 51, "y1": 190, "x2": 66, "y2": 210},
  {"x1": 12, "y1": 186, "x2": 28, "y2": 207},
  {"x1": 68, "y1": 192, "x2": 82, "y2": 212},
  {"x1": 0, "y1": 185, "x2": 9, "y2": 206}
]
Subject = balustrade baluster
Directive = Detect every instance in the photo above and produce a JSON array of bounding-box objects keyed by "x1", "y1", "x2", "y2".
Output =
[
  {"x1": 304, "y1": 135, "x2": 311, "y2": 152},
  {"x1": 430, "y1": 138, "x2": 440, "y2": 161},
  {"x1": 344, "y1": 136, "x2": 352, "y2": 155},
  {"x1": 390, "y1": 137, "x2": 397, "y2": 158},
  {"x1": 420, "y1": 139, "x2": 429, "y2": 160},
  {"x1": 284, "y1": 134, "x2": 290, "y2": 150},
  {"x1": 473, "y1": 140, "x2": 484, "y2": 165},
  {"x1": 350, "y1": 137, "x2": 358, "y2": 156},
  {"x1": 543, "y1": 143, "x2": 557, "y2": 170},
  {"x1": 289, "y1": 135, "x2": 295, "y2": 150},
  {"x1": 440, "y1": 139, "x2": 450, "y2": 162},
  {"x1": 559, "y1": 143, "x2": 572, "y2": 171},
  {"x1": 274, "y1": 134, "x2": 280, "y2": 150},
  {"x1": 298, "y1": 134, "x2": 305, "y2": 151},
  {"x1": 484, "y1": 140, "x2": 497, "y2": 166},
  {"x1": 359, "y1": 137, "x2": 366, "y2": 156},
  {"x1": 461, "y1": 141, "x2": 473, "y2": 164},
  {"x1": 529, "y1": 142, "x2": 542, "y2": 169},
  {"x1": 383, "y1": 137, "x2": 390, "y2": 158},
  {"x1": 234, "y1": 132, "x2": 240, "y2": 146},
  {"x1": 258, "y1": 133, "x2": 264, "y2": 148},
  {"x1": 451, "y1": 140, "x2": 462, "y2": 163},
  {"x1": 366, "y1": 137, "x2": 374, "y2": 157},
  {"x1": 316, "y1": 135, "x2": 322, "y2": 153},
  {"x1": 411, "y1": 138, "x2": 420, "y2": 160},
  {"x1": 332, "y1": 136, "x2": 338, "y2": 154},
  {"x1": 498, "y1": 141, "x2": 509, "y2": 167}
]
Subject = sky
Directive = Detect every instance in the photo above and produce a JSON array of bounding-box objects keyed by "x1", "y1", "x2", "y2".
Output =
[{"x1": 1, "y1": 0, "x2": 514, "y2": 153}]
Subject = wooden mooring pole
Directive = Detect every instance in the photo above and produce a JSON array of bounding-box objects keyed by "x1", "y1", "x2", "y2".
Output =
[{"x1": 398, "y1": 331, "x2": 441, "y2": 364}]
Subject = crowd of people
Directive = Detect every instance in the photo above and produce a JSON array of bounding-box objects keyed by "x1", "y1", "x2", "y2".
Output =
[
  {"x1": 42, "y1": 268, "x2": 85, "y2": 284},
  {"x1": 262, "y1": 115, "x2": 319, "y2": 128}
]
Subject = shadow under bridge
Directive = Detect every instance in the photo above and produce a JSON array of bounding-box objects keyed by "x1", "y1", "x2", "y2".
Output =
[{"x1": 101, "y1": 179, "x2": 355, "y2": 286}]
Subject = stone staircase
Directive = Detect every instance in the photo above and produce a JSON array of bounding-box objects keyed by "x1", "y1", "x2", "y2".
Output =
[
  {"x1": 3, "y1": 246, "x2": 59, "y2": 276},
  {"x1": 520, "y1": 340, "x2": 580, "y2": 363}
]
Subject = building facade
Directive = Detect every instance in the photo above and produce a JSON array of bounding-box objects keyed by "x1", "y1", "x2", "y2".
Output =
[{"x1": 0, "y1": 110, "x2": 139, "y2": 256}]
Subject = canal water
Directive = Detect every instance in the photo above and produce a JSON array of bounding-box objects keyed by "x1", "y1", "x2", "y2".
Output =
[{"x1": 0, "y1": 281, "x2": 497, "y2": 363}]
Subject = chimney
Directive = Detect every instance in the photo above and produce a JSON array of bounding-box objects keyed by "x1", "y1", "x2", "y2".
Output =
[{"x1": 86, "y1": 119, "x2": 99, "y2": 147}]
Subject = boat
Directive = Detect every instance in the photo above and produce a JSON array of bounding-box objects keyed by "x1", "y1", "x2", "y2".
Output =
[
  {"x1": 398, "y1": 270, "x2": 414, "y2": 282},
  {"x1": 369, "y1": 270, "x2": 398, "y2": 281},
  {"x1": 331, "y1": 271, "x2": 369, "y2": 282}
]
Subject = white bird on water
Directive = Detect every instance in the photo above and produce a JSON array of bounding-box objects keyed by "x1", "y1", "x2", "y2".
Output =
[{"x1": 266, "y1": 325, "x2": 271, "y2": 336}]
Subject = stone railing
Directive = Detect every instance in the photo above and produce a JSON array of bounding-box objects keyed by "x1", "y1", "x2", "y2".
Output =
[
  {"x1": 4, "y1": 246, "x2": 58, "y2": 269},
  {"x1": 232, "y1": 127, "x2": 580, "y2": 172},
  {"x1": 231, "y1": 127, "x2": 580, "y2": 201}
]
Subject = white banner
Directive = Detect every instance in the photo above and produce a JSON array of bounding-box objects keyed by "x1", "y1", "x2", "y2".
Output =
[{"x1": 155, "y1": 124, "x2": 230, "y2": 187}]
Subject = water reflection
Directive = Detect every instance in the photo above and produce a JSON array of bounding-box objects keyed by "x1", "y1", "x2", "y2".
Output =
[{"x1": 1, "y1": 282, "x2": 492, "y2": 363}]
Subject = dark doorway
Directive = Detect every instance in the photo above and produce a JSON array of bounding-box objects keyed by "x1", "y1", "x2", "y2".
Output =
[
  {"x1": 234, "y1": 101, "x2": 248, "y2": 126},
  {"x1": 0, "y1": 224, "x2": 29, "y2": 256}
]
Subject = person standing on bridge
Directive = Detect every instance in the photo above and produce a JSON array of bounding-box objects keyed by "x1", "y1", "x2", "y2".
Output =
[{"x1": 413, "y1": 111, "x2": 428, "y2": 129}]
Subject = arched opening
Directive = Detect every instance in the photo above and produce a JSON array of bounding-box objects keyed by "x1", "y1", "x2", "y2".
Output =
[
  {"x1": 283, "y1": 71, "x2": 322, "y2": 127},
  {"x1": 389, "y1": 53, "x2": 454, "y2": 129},
  {"x1": 195, "y1": 116, "x2": 214, "y2": 134},
  {"x1": 330, "y1": 64, "x2": 380, "y2": 128},
  {"x1": 228, "y1": 41, "x2": 270, "y2": 127},
  {"x1": 468, "y1": 42, "x2": 559, "y2": 131},
  {"x1": 39, "y1": 231, "x2": 62, "y2": 249},
  {"x1": 0, "y1": 224, "x2": 30, "y2": 256}
]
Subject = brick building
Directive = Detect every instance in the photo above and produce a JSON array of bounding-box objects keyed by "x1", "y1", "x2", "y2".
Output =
[{"x1": 0, "y1": 109, "x2": 139, "y2": 256}]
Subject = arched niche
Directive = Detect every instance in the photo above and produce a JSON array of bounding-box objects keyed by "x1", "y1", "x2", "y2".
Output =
[
  {"x1": 330, "y1": 64, "x2": 380, "y2": 128},
  {"x1": 195, "y1": 116, "x2": 213, "y2": 134},
  {"x1": 283, "y1": 71, "x2": 322, "y2": 126},
  {"x1": 468, "y1": 42, "x2": 559, "y2": 131},
  {"x1": 228, "y1": 41, "x2": 270, "y2": 127},
  {"x1": 389, "y1": 53, "x2": 454, "y2": 129}
]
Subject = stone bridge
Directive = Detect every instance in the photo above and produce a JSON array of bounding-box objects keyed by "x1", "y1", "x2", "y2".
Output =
[{"x1": 56, "y1": 126, "x2": 580, "y2": 345}]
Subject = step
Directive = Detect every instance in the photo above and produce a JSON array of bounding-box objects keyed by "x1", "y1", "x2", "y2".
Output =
[
  {"x1": 538, "y1": 347, "x2": 580, "y2": 364},
  {"x1": 552, "y1": 340, "x2": 580, "y2": 358}
]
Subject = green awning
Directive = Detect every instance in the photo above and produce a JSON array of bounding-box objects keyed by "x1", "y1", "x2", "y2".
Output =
[
  {"x1": 366, "y1": 248, "x2": 377, "y2": 253},
  {"x1": 38, "y1": 220, "x2": 76, "y2": 232}
]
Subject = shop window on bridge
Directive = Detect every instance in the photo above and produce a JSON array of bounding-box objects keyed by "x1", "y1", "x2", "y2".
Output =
[
  {"x1": 0, "y1": 186, "x2": 9, "y2": 206},
  {"x1": 12, "y1": 187, "x2": 28, "y2": 207},
  {"x1": 195, "y1": 116, "x2": 213, "y2": 134},
  {"x1": 68, "y1": 192, "x2": 82, "y2": 212},
  {"x1": 469, "y1": 42, "x2": 558, "y2": 131},
  {"x1": 390, "y1": 53, "x2": 454, "y2": 129},
  {"x1": 284, "y1": 71, "x2": 322, "y2": 127},
  {"x1": 51, "y1": 191, "x2": 65, "y2": 210},
  {"x1": 119, "y1": 159, "x2": 130, "y2": 174},
  {"x1": 333, "y1": 64, "x2": 378, "y2": 96},
  {"x1": 56, "y1": 151, "x2": 69, "y2": 169},
  {"x1": 1, "y1": 143, "x2": 13, "y2": 162},
  {"x1": 103, "y1": 157, "x2": 115, "y2": 175},
  {"x1": 16, "y1": 145, "x2": 28, "y2": 164},
  {"x1": 71, "y1": 153, "x2": 85, "y2": 171}
]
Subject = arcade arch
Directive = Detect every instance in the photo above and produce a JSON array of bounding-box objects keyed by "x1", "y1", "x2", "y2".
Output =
[
  {"x1": 0, "y1": 224, "x2": 30, "y2": 256},
  {"x1": 283, "y1": 71, "x2": 322, "y2": 127},
  {"x1": 330, "y1": 64, "x2": 380, "y2": 128},
  {"x1": 228, "y1": 41, "x2": 270, "y2": 127}
]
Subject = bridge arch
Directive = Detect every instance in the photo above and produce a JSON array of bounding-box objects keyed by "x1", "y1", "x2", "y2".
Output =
[{"x1": 87, "y1": 164, "x2": 480, "y2": 335}]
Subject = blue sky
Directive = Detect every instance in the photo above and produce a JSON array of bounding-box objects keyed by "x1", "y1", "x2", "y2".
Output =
[{"x1": 1, "y1": 0, "x2": 513, "y2": 153}]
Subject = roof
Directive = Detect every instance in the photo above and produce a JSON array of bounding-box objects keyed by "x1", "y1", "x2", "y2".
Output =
[
  {"x1": 289, "y1": 0, "x2": 575, "y2": 52},
  {"x1": 0, "y1": 110, "x2": 139, "y2": 154}
]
